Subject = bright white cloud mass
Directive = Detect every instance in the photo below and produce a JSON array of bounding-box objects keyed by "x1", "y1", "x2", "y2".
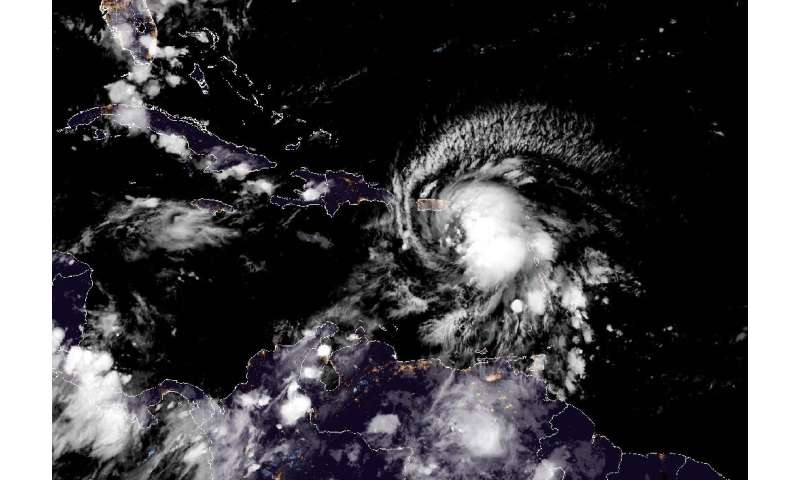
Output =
[
  {"x1": 366, "y1": 413, "x2": 401, "y2": 435},
  {"x1": 241, "y1": 178, "x2": 276, "y2": 196},
  {"x1": 105, "y1": 79, "x2": 142, "y2": 105},
  {"x1": 154, "y1": 133, "x2": 190, "y2": 158},
  {"x1": 78, "y1": 197, "x2": 239, "y2": 261},
  {"x1": 278, "y1": 381, "x2": 312, "y2": 426},
  {"x1": 52, "y1": 328, "x2": 144, "y2": 462}
]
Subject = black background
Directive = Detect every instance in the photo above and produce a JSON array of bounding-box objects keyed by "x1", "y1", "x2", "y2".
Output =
[{"x1": 54, "y1": 0, "x2": 746, "y2": 477}]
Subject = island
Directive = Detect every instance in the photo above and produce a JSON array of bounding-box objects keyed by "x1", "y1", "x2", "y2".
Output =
[
  {"x1": 65, "y1": 104, "x2": 276, "y2": 174},
  {"x1": 271, "y1": 168, "x2": 393, "y2": 217}
]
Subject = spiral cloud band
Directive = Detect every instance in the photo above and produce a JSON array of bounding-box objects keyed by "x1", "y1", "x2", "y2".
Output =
[{"x1": 311, "y1": 103, "x2": 640, "y2": 395}]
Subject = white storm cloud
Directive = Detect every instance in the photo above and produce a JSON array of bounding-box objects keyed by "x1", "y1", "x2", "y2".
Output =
[
  {"x1": 154, "y1": 133, "x2": 190, "y2": 158},
  {"x1": 126, "y1": 63, "x2": 152, "y2": 84},
  {"x1": 279, "y1": 381, "x2": 312, "y2": 426},
  {"x1": 213, "y1": 162, "x2": 254, "y2": 181},
  {"x1": 301, "y1": 180, "x2": 330, "y2": 201},
  {"x1": 165, "y1": 73, "x2": 183, "y2": 87},
  {"x1": 366, "y1": 413, "x2": 401, "y2": 435},
  {"x1": 52, "y1": 329, "x2": 143, "y2": 462},
  {"x1": 113, "y1": 105, "x2": 150, "y2": 131},
  {"x1": 440, "y1": 182, "x2": 554, "y2": 290},
  {"x1": 105, "y1": 79, "x2": 142, "y2": 105},
  {"x1": 241, "y1": 178, "x2": 276, "y2": 196},
  {"x1": 449, "y1": 408, "x2": 508, "y2": 458}
]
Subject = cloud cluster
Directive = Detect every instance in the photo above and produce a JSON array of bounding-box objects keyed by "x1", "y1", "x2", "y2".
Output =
[
  {"x1": 366, "y1": 413, "x2": 401, "y2": 435},
  {"x1": 51, "y1": 312, "x2": 723, "y2": 480},
  {"x1": 278, "y1": 381, "x2": 313, "y2": 426},
  {"x1": 299, "y1": 104, "x2": 644, "y2": 397},
  {"x1": 154, "y1": 133, "x2": 190, "y2": 158},
  {"x1": 240, "y1": 178, "x2": 276, "y2": 196},
  {"x1": 79, "y1": 197, "x2": 239, "y2": 261},
  {"x1": 52, "y1": 328, "x2": 146, "y2": 462},
  {"x1": 98, "y1": 0, "x2": 188, "y2": 110}
]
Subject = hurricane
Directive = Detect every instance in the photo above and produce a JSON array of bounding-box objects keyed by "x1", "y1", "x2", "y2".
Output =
[{"x1": 307, "y1": 102, "x2": 643, "y2": 396}]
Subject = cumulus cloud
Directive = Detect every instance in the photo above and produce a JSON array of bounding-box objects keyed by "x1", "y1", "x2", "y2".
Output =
[
  {"x1": 235, "y1": 389, "x2": 272, "y2": 409},
  {"x1": 165, "y1": 73, "x2": 183, "y2": 87},
  {"x1": 52, "y1": 329, "x2": 143, "y2": 462},
  {"x1": 213, "y1": 162, "x2": 254, "y2": 181},
  {"x1": 129, "y1": 196, "x2": 160, "y2": 210},
  {"x1": 98, "y1": 1, "x2": 191, "y2": 107},
  {"x1": 301, "y1": 180, "x2": 330, "y2": 201},
  {"x1": 241, "y1": 178, "x2": 276, "y2": 196},
  {"x1": 143, "y1": 80, "x2": 161, "y2": 98},
  {"x1": 92, "y1": 307, "x2": 122, "y2": 340},
  {"x1": 317, "y1": 344, "x2": 332, "y2": 358},
  {"x1": 279, "y1": 381, "x2": 312, "y2": 426},
  {"x1": 139, "y1": 35, "x2": 187, "y2": 65},
  {"x1": 366, "y1": 413, "x2": 401, "y2": 435},
  {"x1": 532, "y1": 459, "x2": 564, "y2": 480},
  {"x1": 126, "y1": 63, "x2": 152, "y2": 84},
  {"x1": 113, "y1": 105, "x2": 150, "y2": 131},
  {"x1": 564, "y1": 347, "x2": 587, "y2": 393},
  {"x1": 302, "y1": 366, "x2": 323, "y2": 380},
  {"x1": 105, "y1": 79, "x2": 142, "y2": 105},
  {"x1": 447, "y1": 407, "x2": 512, "y2": 458},
  {"x1": 154, "y1": 133, "x2": 190, "y2": 158}
]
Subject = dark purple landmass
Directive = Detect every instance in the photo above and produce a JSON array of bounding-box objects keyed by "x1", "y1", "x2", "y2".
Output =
[
  {"x1": 53, "y1": 250, "x2": 91, "y2": 280},
  {"x1": 315, "y1": 345, "x2": 560, "y2": 478},
  {"x1": 538, "y1": 404, "x2": 623, "y2": 479},
  {"x1": 189, "y1": 198, "x2": 236, "y2": 214},
  {"x1": 271, "y1": 167, "x2": 393, "y2": 216},
  {"x1": 136, "y1": 379, "x2": 210, "y2": 406},
  {"x1": 50, "y1": 255, "x2": 726, "y2": 479},
  {"x1": 205, "y1": 323, "x2": 409, "y2": 478},
  {"x1": 131, "y1": 380, "x2": 214, "y2": 427},
  {"x1": 100, "y1": 0, "x2": 157, "y2": 63},
  {"x1": 610, "y1": 452, "x2": 723, "y2": 480},
  {"x1": 677, "y1": 458, "x2": 726, "y2": 479},
  {"x1": 127, "y1": 321, "x2": 724, "y2": 479},
  {"x1": 65, "y1": 105, "x2": 275, "y2": 173},
  {"x1": 52, "y1": 251, "x2": 93, "y2": 348},
  {"x1": 189, "y1": 63, "x2": 209, "y2": 94}
]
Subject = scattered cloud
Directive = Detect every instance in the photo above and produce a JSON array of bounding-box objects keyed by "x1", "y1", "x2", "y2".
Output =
[
  {"x1": 126, "y1": 63, "x2": 152, "y2": 85},
  {"x1": 79, "y1": 197, "x2": 239, "y2": 261},
  {"x1": 139, "y1": 35, "x2": 188, "y2": 66},
  {"x1": 213, "y1": 162, "x2": 254, "y2": 181},
  {"x1": 148, "y1": 0, "x2": 191, "y2": 22},
  {"x1": 296, "y1": 231, "x2": 333, "y2": 249}
]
